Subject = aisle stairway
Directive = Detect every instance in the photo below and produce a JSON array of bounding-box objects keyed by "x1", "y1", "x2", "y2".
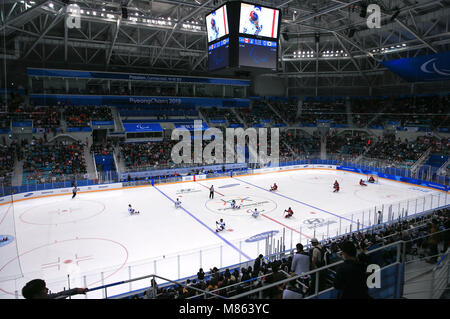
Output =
[
  {"x1": 83, "y1": 147, "x2": 97, "y2": 180},
  {"x1": 11, "y1": 160, "x2": 23, "y2": 187}
]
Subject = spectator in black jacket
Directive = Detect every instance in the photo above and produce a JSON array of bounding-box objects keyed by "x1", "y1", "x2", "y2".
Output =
[
  {"x1": 333, "y1": 241, "x2": 371, "y2": 299},
  {"x1": 253, "y1": 254, "x2": 264, "y2": 277},
  {"x1": 197, "y1": 268, "x2": 205, "y2": 282}
]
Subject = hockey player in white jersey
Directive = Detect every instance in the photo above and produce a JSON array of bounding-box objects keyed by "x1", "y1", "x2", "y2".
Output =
[
  {"x1": 242, "y1": 6, "x2": 263, "y2": 36},
  {"x1": 175, "y1": 198, "x2": 182, "y2": 208},
  {"x1": 231, "y1": 199, "x2": 241, "y2": 209},
  {"x1": 216, "y1": 218, "x2": 225, "y2": 232},
  {"x1": 252, "y1": 208, "x2": 260, "y2": 218},
  {"x1": 128, "y1": 204, "x2": 140, "y2": 215}
]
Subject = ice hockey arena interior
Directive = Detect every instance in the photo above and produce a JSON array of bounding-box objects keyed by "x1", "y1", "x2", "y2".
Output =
[{"x1": 1, "y1": 0, "x2": 450, "y2": 303}]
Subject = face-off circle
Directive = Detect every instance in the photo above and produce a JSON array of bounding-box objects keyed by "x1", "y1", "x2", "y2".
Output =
[
  {"x1": 353, "y1": 189, "x2": 401, "y2": 203},
  {"x1": 290, "y1": 173, "x2": 344, "y2": 185},
  {"x1": 205, "y1": 195, "x2": 277, "y2": 216},
  {"x1": 0, "y1": 237, "x2": 128, "y2": 297},
  {"x1": 19, "y1": 199, "x2": 106, "y2": 226}
]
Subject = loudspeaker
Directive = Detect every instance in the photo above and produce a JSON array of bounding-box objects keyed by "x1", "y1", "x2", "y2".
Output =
[
  {"x1": 348, "y1": 28, "x2": 356, "y2": 38},
  {"x1": 315, "y1": 33, "x2": 320, "y2": 43},
  {"x1": 121, "y1": 7, "x2": 128, "y2": 19}
]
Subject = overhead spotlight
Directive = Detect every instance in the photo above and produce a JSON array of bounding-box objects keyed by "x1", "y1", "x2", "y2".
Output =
[
  {"x1": 121, "y1": 6, "x2": 128, "y2": 19},
  {"x1": 391, "y1": 8, "x2": 400, "y2": 21}
]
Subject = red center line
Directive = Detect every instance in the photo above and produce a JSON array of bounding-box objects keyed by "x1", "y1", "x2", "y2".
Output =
[
  {"x1": 196, "y1": 182, "x2": 225, "y2": 197},
  {"x1": 262, "y1": 213, "x2": 312, "y2": 239}
]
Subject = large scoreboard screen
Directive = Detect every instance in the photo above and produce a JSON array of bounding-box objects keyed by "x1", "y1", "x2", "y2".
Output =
[
  {"x1": 238, "y1": 37, "x2": 277, "y2": 70},
  {"x1": 205, "y1": 2, "x2": 281, "y2": 72},
  {"x1": 238, "y1": 3, "x2": 280, "y2": 38}
]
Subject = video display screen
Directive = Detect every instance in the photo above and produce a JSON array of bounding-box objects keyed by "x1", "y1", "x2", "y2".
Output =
[
  {"x1": 208, "y1": 38, "x2": 230, "y2": 71},
  {"x1": 239, "y1": 37, "x2": 277, "y2": 69},
  {"x1": 239, "y1": 3, "x2": 280, "y2": 38},
  {"x1": 206, "y1": 5, "x2": 229, "y2": 43}
]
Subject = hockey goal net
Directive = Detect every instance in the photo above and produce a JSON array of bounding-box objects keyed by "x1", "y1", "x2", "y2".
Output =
[{"x1": 366, "y1": 175, "x2": 379, "y2": 184}]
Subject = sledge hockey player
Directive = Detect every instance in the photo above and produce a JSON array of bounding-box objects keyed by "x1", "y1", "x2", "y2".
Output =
[
  {"x1": 216, "y1": 219, "x2": 225, "y2": 232},
  {"x1": 128, "y1": 204, "x2": 140, "y2": 215},
  {"x1": 284, "y1": 207, "x2": 294, "y2": 218},
  {"x1": 333, "y1": 180, "x2": 340, "y2": 193},
  {"x1": 359, "y1": 179, "x2": 368, "y2": 186},
  {"x1": 270, "y1": 183, "x2": 278, "y2": 192},
  {"x1": 242, "y1": 5, "x2": 263, "y2": 36},
  {"x1": 368, "y1": 175, "x2": 375, "y2": 183},
  {"x1": 252, "y1": 208, "x2": 260, "y2": 218},
  {"x1": 175, "y1": 198, "x2": 182, "y2": 208},
  {"x1": 231, "y1": 199, "x2": 241, "y2": 209}
]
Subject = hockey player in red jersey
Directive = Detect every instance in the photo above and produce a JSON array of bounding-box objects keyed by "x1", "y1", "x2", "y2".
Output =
[
  {"x1": 333, "y1": 180, "x2": 340, "y2": 193},
  {"x1": 284, "y1": 207, "x2": 294, "y2": 218},
  {"x1": 360, "y1": 179, "x2": 367, "y2": 186},
  {"x1": 368, "y1": 175, "x2": 375, "y2": 183},
  {"x1": 270, "y1": 183, "x2": 278, "y2": 191}
]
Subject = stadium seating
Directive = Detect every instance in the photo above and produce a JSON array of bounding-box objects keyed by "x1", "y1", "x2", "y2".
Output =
[
  {"x1": 22, "y1": 139, "x2": 87, "y2": 184},
  {"x1": 64, "y1": 106, "x2": 113, "y2": 128}
]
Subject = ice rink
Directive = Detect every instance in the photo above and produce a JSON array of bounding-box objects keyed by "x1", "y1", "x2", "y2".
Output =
[{"x1": 0, "y1": 168, "x2": 448, "y2": 298}]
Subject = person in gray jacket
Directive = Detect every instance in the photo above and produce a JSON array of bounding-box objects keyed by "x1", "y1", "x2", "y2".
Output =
[{"x1": 290, "y1": 243, "x2": 310, "y2": 275}]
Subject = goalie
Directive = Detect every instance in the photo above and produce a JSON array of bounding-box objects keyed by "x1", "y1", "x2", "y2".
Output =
[
  {"x1": 269, "y1": 183, "x2": 278, "y2": 192},
  {"x1": 242, "y1": 6, "x2": 263, "y2": 36},
  {"x1": 368, "y1": 175, "x2": 376, "y2": 183}
]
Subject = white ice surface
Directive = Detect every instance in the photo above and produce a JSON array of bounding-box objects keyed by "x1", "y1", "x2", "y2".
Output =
[{"x1": 0, "y1": 169, "x2": 447, "y2": 298}]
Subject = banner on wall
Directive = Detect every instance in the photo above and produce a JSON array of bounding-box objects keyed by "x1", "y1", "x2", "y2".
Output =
[
  {"x1": 29, "y1": 94, "x2": 250, "y2": 108},
  {"x1": 27, "y1": 68, "x2": 251, "y2": 86}
]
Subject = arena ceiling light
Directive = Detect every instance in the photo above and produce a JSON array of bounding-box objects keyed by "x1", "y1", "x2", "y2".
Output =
[{"x1": 371, "y1": 43, "x2": 408, "y2": 54}]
